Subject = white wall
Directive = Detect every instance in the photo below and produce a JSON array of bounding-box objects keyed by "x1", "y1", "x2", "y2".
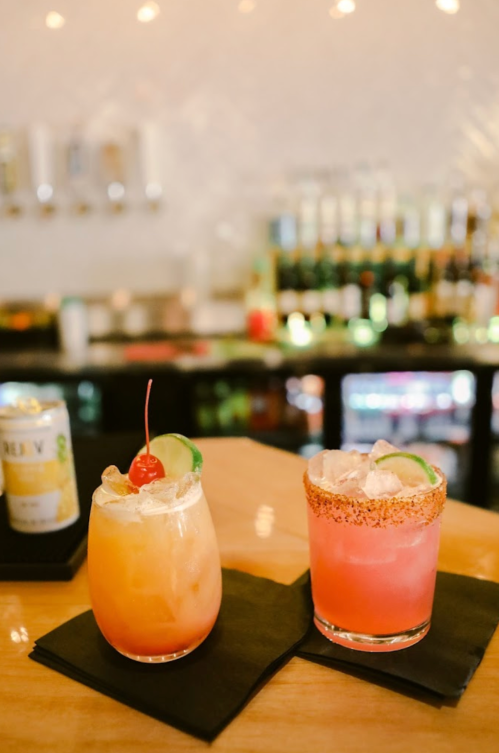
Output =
[{"x1": 1, "y1": 0, "x2": 499, "y2": 299}]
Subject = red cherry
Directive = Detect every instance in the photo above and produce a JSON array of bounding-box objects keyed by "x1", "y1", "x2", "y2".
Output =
[
  {"x1": 129, "y1": 453, "x2": 165, "y2": 487},
  {"x1": 128, "y1": 378, "x2": 166, "y2": 487}
]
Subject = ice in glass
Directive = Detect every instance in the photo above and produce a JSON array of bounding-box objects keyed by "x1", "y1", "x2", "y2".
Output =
[
  {"x1": 304, "y1": 440, "x2": 447, "y2": 652},
  {"x1": 88, "y1": 460, "x2": 222, "y2": 663}
]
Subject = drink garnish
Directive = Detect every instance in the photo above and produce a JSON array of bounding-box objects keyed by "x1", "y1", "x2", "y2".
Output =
[
  {"x1": 136, "y1": 433, "x2": 203, "y2": 480},
  {"x1": 102, "y1": 465, "x2": 139, "y2": 496},
  {"x1": 128, "y1": 379, "x2": 166, "y2": 487},
  {"x1": 375, "y1": 452, "x2": 439, "y2": 487}
]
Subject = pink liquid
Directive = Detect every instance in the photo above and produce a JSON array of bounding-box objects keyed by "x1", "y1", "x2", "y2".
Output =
[{"x1": 307, "y1": 508, "x2": 442, "y2": 636}]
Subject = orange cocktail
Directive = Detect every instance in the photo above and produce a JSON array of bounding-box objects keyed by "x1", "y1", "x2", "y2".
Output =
[
  {"x1": 304, "y1": 441, "x2": 446, "y2": 652},
  {"x1": 88, "y1": 468, "x2": 222, "y2": 662}
]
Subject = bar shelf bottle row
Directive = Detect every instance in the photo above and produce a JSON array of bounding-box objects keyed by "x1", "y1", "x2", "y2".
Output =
[{"x1": 265, "y1": 174, "x2": 499, "y2": 347}]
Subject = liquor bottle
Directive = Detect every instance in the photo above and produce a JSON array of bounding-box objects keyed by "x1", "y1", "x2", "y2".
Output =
[
  {"x1": 341, "y1": 246, "x2": 363, "y2": 324},
  {"x1": 431, "y1": 247, "x2": 454, "y2": 327},
  {"x1": 29, "y1": 124, "x2": 56, "y2": 214},
  {"x1": 421, "y1": 187, "x2": 448, "y2": 337},
  {"x1": 317, "y1": 185, "x2": 341, "y2": 327},
  {"x1": 319, "y1": 183, "x2": 338, "y2": 251},
  {"x1": 338, "y1": 170, "x2": 357, "y2": 249},
  {"x1": 316, "y1": 247, "x2": 341, "y2": 327},
  {"x1": 470, "y1": 248, "x2": 497, "y2": 331},
  {"x1": 296, "y1": 184, "x2": 322, "y2": 324},
  {"x1": 0, "y1": 129, "x2": 20, "y2": 214},
  {"x1": 403, "y1": 200, "x2": 430, "y2": 337},
  {"x1": 384, "y1": 248, "x2": 410, "y2": 329},
  {"x1": 360, "y1": 261, "x2": 376, "y2": 321},
  {"x1": 441, "y1": 245, "x2": 463, "y2": 327},
  {"x1": 272, "y1": 215, "x2": 299, "y2": 328},
  {"x1": 67, "y1": 126, "x2": 91, "y2": 214},
  {"x1": 407, "y1": 251, "x2": 430, "y2": 338},
  {"x1": 356, "y1": 163, "x2": 378, "y2": 252},
  {"x1": 101, "y1": 142, "x2": 127, "y2": 212},
  {"x1": 423, "y1": 188, "x2": 447, "y2": 251},
  {"x1": 449, "y1": 188, "x2": 468, "y2": 249},
  {"x1": 368, "y1": 245, "x2": 388, "y2": 331},
  {"x1": 454, "y1": 245, "x2": 474, "y2": 323},
  {"x1": 296, "y1": 249, "x2": 321, "y2": 324},
  {"x1": 446, "y1": 180, "x2": 471, "y2": 327},
  {"x1": 376, "y1": 162, "x2": 397, "y2": 248}
]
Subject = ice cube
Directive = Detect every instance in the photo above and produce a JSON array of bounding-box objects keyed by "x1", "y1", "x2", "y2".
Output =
[
  {"x1": 323, "y1": 449, "x2": 362, "y2": 484},
  {"x1": 369, "y1": 439, "x2": 401, "y2": 460},
  {"x1": 331, "y1": 476, "x2": 369, "y2": 500},
  {"x1": 361, "y1": 469, "x2": 403, "y2": 499},
  {"x1": 342, "y1": 457, "x2": 373, "y2": 482},
  {"x1": 101, "y1": 465, "x2": 138, "y2": 496},
  {"x1": 307, "y1": 450, "x2": 327, "y2": 486},
  {"x1": 175, "y1": 471, "x2": 200, "y2": 499},
  {"x1": 140, "y1": 476, "x2": 177, "y2": 504}
]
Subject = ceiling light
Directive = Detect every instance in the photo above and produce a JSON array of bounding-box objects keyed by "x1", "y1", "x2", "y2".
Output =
[
  {"x1": 137, "y1": 2, "x2": 160, "y2": 23},
  {"x1": 436, "y1": 0, "x2": 460, "y2": 14},
  {"x1": 238, "y1": 0, "x2": 256, "y2": 13},
  {"x1": 337, "y1": 0, "x2": 356, "y2": 14},
  {"x1": 45, "y1": 11, "x2": 65, "y2": 30}
]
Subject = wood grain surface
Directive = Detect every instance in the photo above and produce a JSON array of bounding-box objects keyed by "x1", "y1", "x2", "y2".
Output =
[{"x1": 1, "y1": 438, "x2": 498, "y2": 753}]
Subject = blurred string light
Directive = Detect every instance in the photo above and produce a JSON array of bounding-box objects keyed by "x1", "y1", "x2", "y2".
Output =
[
  {"x1": 436, "y1": 0, "x2": 460, "y2": 13},
  {"x1": 45, "y1": 11, "x2": 65, "y2": 29},
  {"x1": 137, "y1": 2, "x2": 160, "y2": 23},
  {"x1": 238, "y1": 0, "x2": 256, "y2": 13}
]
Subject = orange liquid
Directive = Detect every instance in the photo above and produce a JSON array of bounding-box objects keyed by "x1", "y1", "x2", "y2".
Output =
[
  {"x1": 307, "y1": 508, "x2": 442, "y2": 635},
  {"x1": 88, "y1": 488, "x2": 222, "y2": 660}
]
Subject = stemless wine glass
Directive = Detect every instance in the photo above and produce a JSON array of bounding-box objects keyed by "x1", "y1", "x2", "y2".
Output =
[{"x1": 88, "y1": 466, "x2": 222, "y2": 663}]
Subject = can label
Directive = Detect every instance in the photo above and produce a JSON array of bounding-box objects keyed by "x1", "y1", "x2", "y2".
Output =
[{"x1": 0, "y1": 403, "x2": 80, "y2": 533}]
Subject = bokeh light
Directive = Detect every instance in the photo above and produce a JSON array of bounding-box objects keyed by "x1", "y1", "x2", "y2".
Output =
[
  {"x1": 436, "y1": 0, "x2": 460, "y2": 14},
  {"x1": 45, "y1": 12, "x2": 65, "y2": 30}
]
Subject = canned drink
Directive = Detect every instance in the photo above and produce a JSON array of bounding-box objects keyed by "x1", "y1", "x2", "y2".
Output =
[{"x1": 0, "y1": 398, "x2": 80, "y2": 533}]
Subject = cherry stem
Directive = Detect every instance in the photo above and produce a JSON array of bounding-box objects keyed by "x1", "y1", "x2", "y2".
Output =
[{"x1": 145, "y1": 378, "x2": 152, "y2": 459}]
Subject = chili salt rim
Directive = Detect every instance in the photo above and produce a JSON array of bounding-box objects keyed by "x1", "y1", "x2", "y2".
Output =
[{"x1": 303, "y1": 468, "x2": 446, "y2": 527}]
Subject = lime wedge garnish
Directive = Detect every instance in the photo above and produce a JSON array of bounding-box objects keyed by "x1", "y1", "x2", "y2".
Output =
[
  {"x1": 137, "y1": 434, "x2": 203, "y2": 480},
  {"x1": 375, "y1": 452, "x2": 438, "y2": 487}
]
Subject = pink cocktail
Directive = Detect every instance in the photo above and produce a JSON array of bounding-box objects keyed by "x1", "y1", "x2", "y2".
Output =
[{"x1": 304, "y1": 441, "x2": 447, "y2": 652}]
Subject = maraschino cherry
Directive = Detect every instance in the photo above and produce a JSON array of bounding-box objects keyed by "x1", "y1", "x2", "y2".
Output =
[{"x1": 128, "y1": 379, "x2": 166, "y2": 487}]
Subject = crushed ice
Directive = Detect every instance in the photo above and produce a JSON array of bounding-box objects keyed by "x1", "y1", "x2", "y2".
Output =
[
  {"x1": 97, "y1": 466, "x2": 201, "y2": 512},
  {"x1": 309, "y1": 440, "x2": 434, "y2": 500}
]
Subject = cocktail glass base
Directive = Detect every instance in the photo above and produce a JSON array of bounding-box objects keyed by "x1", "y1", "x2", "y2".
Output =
[
  {"x1": 114, "y1": 634, "x2": 209, "y2": 663},
  {"x1": 314, "y1": 612, "x2": 430, "y2": 653}
]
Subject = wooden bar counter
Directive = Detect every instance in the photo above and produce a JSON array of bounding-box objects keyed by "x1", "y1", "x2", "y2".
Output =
[{"x1": 1, "y1": 438, "x2": 499, "y2": 752}]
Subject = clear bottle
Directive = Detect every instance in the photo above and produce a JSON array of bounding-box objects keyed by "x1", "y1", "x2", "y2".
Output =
[
  {"x1": 296, "y1": 181, "x2": 322, "y2": 323},
  {"x1": 271, "y1": 215, "x2": 299, "y2": 329}
]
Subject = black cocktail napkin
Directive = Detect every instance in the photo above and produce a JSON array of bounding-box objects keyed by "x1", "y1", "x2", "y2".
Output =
[
  {"x1": 29, "y1": 568, "x2": 312, "y2": 742},
  {"x1": 296, "y1": 571, "x2": 499, "y2": 699}
]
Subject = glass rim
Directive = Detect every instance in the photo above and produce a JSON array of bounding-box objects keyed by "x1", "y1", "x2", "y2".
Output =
[
  {"x1": 92, "y1": 472, "x2": 203, "y2": 517},
  {"x1": 304, "y1": 468, "x2": 447, "y2": 527}
]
